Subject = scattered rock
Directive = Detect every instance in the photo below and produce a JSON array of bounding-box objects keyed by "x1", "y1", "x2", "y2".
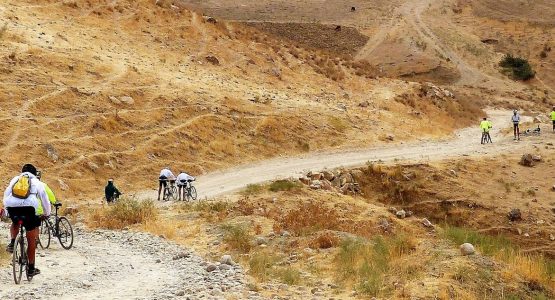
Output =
[
  {"x1": 520, "y1": 154, "x2": 535, "y2": 167},
  {"x1": 205, "y1": 56, "x2": 220, "y2": 65},
  {"x1": 220, "y1": 255, "x2": 234, "y2": 265},
  {"x1": 422, "y1": 218, "x2": 433, "y2": 228},
  {"x1": 109, "y1": 96, "x2": 121, "y2": 104},
  {"x1": 322, "y1": 170, "x2": 335, "y2": 181},
  {"x1": 219, "y1": 264, "x2": 231, "y2": 271},
  {"x1": 532, "y1": 155, "x2": 542, "y2": 162},
  {"x1": 550, "y1": 234, "x2": 555, "y2": 241},
  {"x1": 524, "y1": 233, "x2": 530, "y2": 237},
  {"x1": 120, "y1": 96, "x2": 134, "y2": 105},
  {"x1": 459, "y1": 243, "x2": 475, "y2": 255},
  {"x1": 299, "y1": 177, "x2": 311, "y2": 185},
  {"x1": 358, "y1": 100, "x2": 370, "y2": 108},
  {"x1": 255, "y1": 237, "x2": 268, "y2": 246},
  {"x1": 281, "y1": 231, "x2": 291, "y2": 237},
  {"x1": 206, "y1": 264, "x2": 217, "y2": 272},
  {"x1": 45, "y1": 144, "x2": 59, "y2": 162},
  {"x1": 507, "y1": 209, "x2": 522, "y2": 222},
  {"x1": 396, "y1": 209, "x2": 406, "y2": 219},
  {"x1": 203, "y1": 16, "x2": 217, "y2": 24},
  {"x1": 309, "y1": 180, "x2": 322, "y2": 190},
  {"x1": 58, "y1": 179, "x2": 69, "y2": 191},
  {"x1": 309, "y1": 172, "x2": 323, "y2": 181}
]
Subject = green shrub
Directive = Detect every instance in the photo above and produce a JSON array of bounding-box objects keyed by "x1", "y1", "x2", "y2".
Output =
[
  {"x1": 241, "y1": 184, "x2": 264, "y2": 196},
  {"x1": 499, "y1": 54, "x2": 535, "y2": 81},
  {"x1": 269, "y1": 180, "x2": 301, "y2": 192},
  {"x1": 277, "y1": 267, "x2": 302, "y2": 285},
  {"x1": 248, "y1": 250, "x2": 279, "y2": 281}
]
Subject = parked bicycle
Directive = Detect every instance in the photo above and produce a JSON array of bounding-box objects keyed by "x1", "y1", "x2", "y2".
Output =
[
  {"x1": 183, "y1": 179, "x2": 197, "y2": 201},
  {"x1": 38, "y1": 202, "x2": 74, "y2": 250},
  {"x1": 162, "y1": 179, "x2": 178, "y2": 201}
]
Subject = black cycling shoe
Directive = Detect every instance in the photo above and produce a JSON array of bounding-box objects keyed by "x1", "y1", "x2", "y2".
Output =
[
  {"x1": 6, "y1": 243, "x2": 14, "y2": 253},
  {"x1": 27, "y1": 268, "x2": 41, "y2": 277}
]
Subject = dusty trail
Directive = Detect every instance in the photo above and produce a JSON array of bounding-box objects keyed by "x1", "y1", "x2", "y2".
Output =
[
  {"x1": 139, "y1": 110, "x2": 551, "y2": 200},
  {"x1": 0, "y1": 225, "x2": 258, "y2": 300}
]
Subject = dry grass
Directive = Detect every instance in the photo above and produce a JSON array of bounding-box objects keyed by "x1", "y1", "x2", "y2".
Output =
[
  {"x1": 335, "y1": 234, "x2": 417, "y2": 297},
  {"x1": 248, "y1": 250, "x2": 280, "y2": 281},
  {"x1": 0, "y1": 240, "x2": 10, "y2": 266},
  {"x1": 221, "y1": 223, "x2": 252, "y2": 253},
  {"x1": 443, "y1": 226, "x2": 554, "y2": 292},
  {"x1": 268, "y1": 180, "x2": 301, "y2": 192},
  {"x1": 309, "y1": 231, "x2": 340, "y2": 249},
  {"x1": 277, "y1": 201, "x2": 340, "y2": 235},
  {"x1": 85, "y1": 198, "x2": 158, "y2": 230}
]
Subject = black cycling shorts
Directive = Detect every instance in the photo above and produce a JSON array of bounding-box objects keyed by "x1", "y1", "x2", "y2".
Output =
[
  {"x1": 159, "y1": 175, "x2": 167, "y2": 188},
  {"x1": 7, "y1": 207, "x2": 41, "y2": 231}
]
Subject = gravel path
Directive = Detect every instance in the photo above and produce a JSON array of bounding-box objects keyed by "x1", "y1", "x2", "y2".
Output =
[{"x1": 0, "y1": 224, "x2": 261, "y2": 300}]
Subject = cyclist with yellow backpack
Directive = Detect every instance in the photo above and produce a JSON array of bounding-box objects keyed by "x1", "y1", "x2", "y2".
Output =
[{"x1": 2, "y1": 164, "x2": 50, "y2": 277}]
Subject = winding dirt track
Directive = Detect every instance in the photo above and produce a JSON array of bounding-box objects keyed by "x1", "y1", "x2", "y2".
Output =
[{"x1": 138, "y1": 110, "x2": 551, "y2": 200}]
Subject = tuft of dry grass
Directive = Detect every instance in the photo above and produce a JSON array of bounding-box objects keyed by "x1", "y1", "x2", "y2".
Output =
[
  {"x1": 85, "y1": 198, "x2": 158, "y2": 230},
  {"x1": 221, "y1": 223, "x2": 252, "y2": 253},
  {"x1": 248, "y1": 250, "x2": 280, "y2": 281},
  {"x1": 0, "y1": 240, "x2": 10, "y2": 266},
  {"x1": 278, "y1": 201, "x2": 340, "y2": 235},
  {"x1": 309, "y1": 231, "x2": 340, "y2": 249}
]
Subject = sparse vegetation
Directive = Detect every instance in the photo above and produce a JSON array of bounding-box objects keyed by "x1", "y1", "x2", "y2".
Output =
[
  {"x1": 0, "y1": 24, "x2": 7, "y2": 39},
  {"x1": 248, "y1": 250, "x2": 280, "y2": 281},
  {"x1": 335, "y1": 235, "x2": 416, "y2": 297},
  {"x1": 276, "y1": 267, "x2": 302, "y2": 285},
  {"x1": 86, "y1": 198, "x2": 158, "y2": 229},
  {"x1": 499, "y1": 54, "x2": 535, "y2": 81},
  {"x1": 241, "y1": 184, "x2": 264, "y2": 196},
  {"x1": 268, "y1": 180, "x2": 301, "y2": 192},
  {"x1": 221, "y1": 223, "x2": 252, "y2": 252}
]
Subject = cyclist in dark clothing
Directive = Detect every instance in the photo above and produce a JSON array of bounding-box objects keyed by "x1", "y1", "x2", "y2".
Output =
[{"x1": 104, "y1": 179, "x2": 121, "y2": 203}]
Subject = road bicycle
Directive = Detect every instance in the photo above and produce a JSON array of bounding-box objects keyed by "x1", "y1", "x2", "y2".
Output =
[{"x1": 38, "y1": 202, "x2": 74, "y2": 250}]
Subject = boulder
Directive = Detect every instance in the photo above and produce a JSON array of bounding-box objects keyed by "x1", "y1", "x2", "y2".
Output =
[
  {"x1": 220, "y1": 255, "x2": 234, "y2": 265},
  {"x1": 309, "y1": 180, "x2": 322, "y2": 190},
  {"x1": 520, "y1": 154, "x2": 534, "y2": 167},
  {"x1": 460, "y1": 243, "x2": 475, "y2": 255},
  {"x1": 320, "y1": 180, "x2": 333, "y2": 191},
  {"x1": 309, "y1": 172, "x2": 323, "y2": 181},
  {"x1": 396, "y1": 209, "x2": 406, "y2": 219},
  {"x1": 422, "y1": 218, "x2": 433, "y2": 228},
  {"x1": 507, "y1": 208, "x2": 522, "y2": 222},
  {"x1": 532, "y1": 155, "x2": 542, "y2": 162},
  {"x1": 299, "y1": 176, "x2": 311, "y2": 185},
  {"x1": 322, "y1": 170, "x2": 335, "y2": 181}
]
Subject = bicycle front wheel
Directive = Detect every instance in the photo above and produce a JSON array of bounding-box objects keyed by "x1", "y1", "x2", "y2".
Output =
[
  {"x1": 38, "y1": 219, "x2": 51, "y2": 249},
  {"x1": 57, "y1": 217, "x2": 74, "y2": 250},
  {"x1": 189, "y1": 186, "x2": 197, "y2": 201},
  {"x1": 12, "y1": 236, "x2": 25, "y2": 284}
]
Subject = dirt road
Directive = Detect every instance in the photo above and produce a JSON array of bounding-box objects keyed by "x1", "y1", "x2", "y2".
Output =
[
  {"x1": 137, "y1": 110, "x2": 549, "y2": 200},
  {"x1": 0, "y1": 226, "x2": 259, "y2": 300}
]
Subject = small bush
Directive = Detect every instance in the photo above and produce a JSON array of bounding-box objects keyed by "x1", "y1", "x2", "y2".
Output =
[
  {"x1": 86, "y1": 198, "x2": 158, "y2": 229},
  {"x1": 279, "y1": 201, "x2": 340, "y2": 235},
  {"x1": 0, "y1": 24, "x2": 6, "y2": 39},
  {"x1": 221, "y1": 223, "x2": 252, "y2": 252},
  {"x1": 241, "y1": 184, "x2": 264, "y2": 196},
  {"x1": 499, "y1": 54, "x2": 535, "y2": 81},
  {"x1": 268, "y1": 180, "x2": 301, "y2": 192},
  {"x1": 328, "y1": 116, "x2": 348, "y2": 132},
  {"x1": 249, "y1": 250, "x2": 279, "y2": 281},
  {"x1": 310, "y1": 232, "x2": 340, "y2": 249},
  {"x1": 277, "y1": 267, "x2": 302, "y2": 285}
]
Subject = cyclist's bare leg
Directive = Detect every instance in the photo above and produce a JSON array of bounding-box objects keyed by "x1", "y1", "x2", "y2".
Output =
[
  {"x1": 26, "y1": 228, "x2": 38, "y2": 265},
  {"x1": 157, "y1": 184, "x2": 162, "y2": 201},
  {"x1": 178, "y1": 186, "x2": 182, "y2": 201},
  {"x1": 10, "y1": 223, "x2": 19, "y2": 241}
]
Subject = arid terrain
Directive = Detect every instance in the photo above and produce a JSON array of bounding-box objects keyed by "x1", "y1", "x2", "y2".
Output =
[{"x1": 0, "y1": 0, "x2": 554, "y2": 299}]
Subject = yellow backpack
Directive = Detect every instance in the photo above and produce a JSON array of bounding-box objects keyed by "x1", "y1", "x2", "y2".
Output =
[{"x1": 12, "y1": 175, "x2": 32, "y2": 199}]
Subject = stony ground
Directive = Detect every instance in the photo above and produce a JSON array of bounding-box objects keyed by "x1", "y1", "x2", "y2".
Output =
[{"x1": 0, "y1": 223, "x2": 262, "y2": 300}]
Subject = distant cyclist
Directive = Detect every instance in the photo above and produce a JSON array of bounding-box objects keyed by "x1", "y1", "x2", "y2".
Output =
[
  {"x1": 512, "y1": 110, "x2": 521, "y2": 140},
  {"x1": 157, "y1": 167, "x2": 175, "y2": 201},
  {"x1": 104, "y1": 178, "x2": 121, "y2": 203},
  {"x1": 551, "y1": 106, "x2": 555, "y2": 132},
  {"x1": 480, "y1": 117, "x2": 493, "y2": 144},
  {"x1": 176, "y1": 171, "x2": 195, "y2": 201},
  {"x1": 36, "y1": 171, "x2": 57, "y2": 214},
  {"x1": 3, "y1": 164, "x2": 50, "y2": 277}
]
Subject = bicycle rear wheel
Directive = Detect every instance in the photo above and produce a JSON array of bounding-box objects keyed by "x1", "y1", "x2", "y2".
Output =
[
  {"x1": 57, "y1": 217, "x2": 74, "y2": 250},
  {"x1": 170, "y1": 186, "x2": 178, "y2": 201},
  {"x1": 188, "y1": 186, "x2": 197, "y2": 201},
  {"x1": 12, "y1": 236, "x2": 25, "y2": 284},
  {"x1": 38, "y1": 219, "x2": 51, "y2": 249}
]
